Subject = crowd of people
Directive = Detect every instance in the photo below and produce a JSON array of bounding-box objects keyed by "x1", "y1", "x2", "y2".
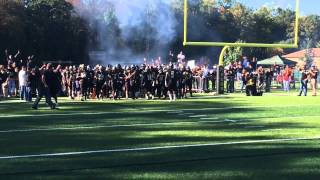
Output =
[
  {"x1": 224, "y1": 56, "x2": 319, "y2": 96},
  {"x1": 0, "y1": 50, "x2": 202, "y2": 109},
  {"x1": 0, "y1": 50, "x2": 319, "y2": 109}
]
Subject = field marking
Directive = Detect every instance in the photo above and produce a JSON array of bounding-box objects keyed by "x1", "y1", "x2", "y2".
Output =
[
  {"x1": 199, "y1": 120, "x2": 226, "y2": 123},
  {"x1": 0, "y1": 120, "x2": 227, "y2": 133},
  {"x1": 262, "y1": 129, "x2": 283, "y2": 132},
  {"x1": 200, "y1": 117, "x2": 219, "y2": 120},
  {"x1": 224, "y1": 119, "x2": 239, "y2": 123},
  {"x1": 1, "y1": 104, "x2": 320, "y2": 118},
  {"x1": 189, "y1": 115, "x2": 208, "y2": 118},
  {"x1": 0, "y1": 137, "x2": 319, "y2": 160}
]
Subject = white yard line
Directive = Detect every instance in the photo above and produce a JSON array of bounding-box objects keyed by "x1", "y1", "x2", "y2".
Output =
[
  {"x1": 200, "y1": 117, "x2": 219, "y2": 120},
  {"x1": 224, "y1": 119, "x2": 239, "y2": 123},
  {"x1": 198, "y1": 120, "x2": 226, "y2": 123},
  {"x1": 189, "y1": 115, "x2": 208, "y2": 118},
  {"x1": 0, "y1": 137, "x2": 319, "y2": 160},
  {"x1": 262, "y1": 129, "x2": 283, "y2": 132}
]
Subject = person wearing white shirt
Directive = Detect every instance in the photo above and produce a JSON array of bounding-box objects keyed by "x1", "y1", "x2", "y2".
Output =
[
  {"x1": 19, "y1": 66, "x2": 28, "y2": 100},
  {"x1": 177, "y1": 51, "x2": 185, "y2": 64}
]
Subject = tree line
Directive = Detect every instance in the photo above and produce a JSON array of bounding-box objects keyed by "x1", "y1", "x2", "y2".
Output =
[{"x1": 0, "y1": 0, "x2": 88, "y2": 65}]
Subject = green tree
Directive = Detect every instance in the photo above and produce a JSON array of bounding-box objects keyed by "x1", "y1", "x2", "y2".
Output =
[
  {"x1": 224, "y1": 44, "x2": 243, "y2": 66},
  {"x1": 299, "y1": 15, "x2": 320, "y2": 49},
  {"x1": 200, "y1": 0, "x2": 217, "y2": 14},
  {"x1": 0, "y1": 0, "x2": 27, "y2": 61},
  {"x1": 229, "y1": 3, "x2": 252, "y2": 41},
  {"x1": 274, "y1": 8, "x2": 296, "y2": 44},
  {"x1": 25, "y1": 0, "x2": 89, "y2": 63}
]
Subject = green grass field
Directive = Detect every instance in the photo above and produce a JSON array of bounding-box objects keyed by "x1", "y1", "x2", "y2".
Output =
[{"x1": 0, "y1": 92, "x2": 320, "y2": 180}]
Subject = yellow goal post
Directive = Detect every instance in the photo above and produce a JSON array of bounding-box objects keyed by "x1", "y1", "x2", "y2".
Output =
[{"x1": 183, "y1": 0, "x2": 300, "y2": 49}]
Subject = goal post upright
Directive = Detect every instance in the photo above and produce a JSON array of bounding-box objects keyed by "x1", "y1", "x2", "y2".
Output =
[
  {"x1": 294, "y1": 0, "x2": 300, "y2": 47},
  {"x1": 183, "y1": 0, "x2": 300, "y2": 94},
  {"x1": 183, "y1": 0, "x2": 188, "y2": 46},
  {"x1": 183, "y1": 0, "x2": 300, "y2": 49}
]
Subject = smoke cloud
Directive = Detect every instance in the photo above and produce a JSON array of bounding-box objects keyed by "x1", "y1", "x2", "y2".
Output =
[{"x1": 73, "y1": 0, "x2": 177, "y2": 65}]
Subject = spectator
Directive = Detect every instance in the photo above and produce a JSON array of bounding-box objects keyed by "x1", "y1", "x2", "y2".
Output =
[
  {"x1": 309, "y1": 65, "x2": 319, "y2": 96},
  {"x1": 19, "y1": 66, "x2": 28, "y2": 101},
  {"x1": 298, "y1": 65, "x2": 309, "y2": 96},
  {"x1": 7, "y1": 66, "x2": 17, "y2": 97},
  {"x1": 226, "y1": 64, "x2": 235, "y2": 93},
  {"x1": 168, "y1": 51, "x2": 174, "y2": 63},
  {"x1": 209, "y1": 66, "x2": 217, "y2": 91},
  {"x1": 1, "y1": 67, "x2": 8, "y2": 98},
  {"x1": 282, "y1": 65, "x2": 292, "y2": 93},
  {"x1": 202, "y1": 65, "x2": 209, "y2": 92},
  {"x1": 251, "y1": 57, "x2": 257, "y2": 71},
  {"x1": 265, "y1": 67, "x2": 273, "y2": 93},
  {"x1": 236, "y1": 63, "x2": 244, "y2": 93},
  {"x1": 177, "y1": 51, "x2": 185, "y2": 64},
  {"x1": 25, "y1": 68, "x2": 32, "y2": 102},
  {"x1": 242, "y1": 57, "x2": 250, "y2": 69},
  {"x1": 27, "y1": 56, "x2": 35, "y2": 69}
]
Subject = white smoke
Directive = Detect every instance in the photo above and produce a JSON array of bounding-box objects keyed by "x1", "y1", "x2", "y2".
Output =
[
  {"x1": 74, "y1": 0, "x2": 177, "y2": 65},
  {"x1": 114, "y1": 0, "x2": 175, "y2": 43}
]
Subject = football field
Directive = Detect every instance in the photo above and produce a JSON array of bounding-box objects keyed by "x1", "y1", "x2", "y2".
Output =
[{"x1": 0, "y1": 93, "x2": 320, "y2": 179}]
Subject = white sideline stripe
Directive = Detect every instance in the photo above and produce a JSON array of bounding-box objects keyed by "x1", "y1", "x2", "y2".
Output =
[
  {"x1": 224, "y1": 119, "x2": 240, "y2": 123},
  {"x1": 0, "y1": 120, "x2": 226, "y2": 133},
  {"x1": 146, "y1": 104, "x2": 320, "y2": 112},
  {"x1": 201, "y1": 117, "x2": 219, "y2": 120},
  {"x1": 262, "y1": 129, "x2": 283, "y2": 132},
  {"x1": 199, "y1": 121, "x2": 225, "y2": 123},
  {"x1": 189, "y1": 115, "x2": 208, "y2": 118},
  {"x1": 1, "y1": 104, "x2": 320, "y2": 118},
  {"x1": 0, "y1": 137, "x2": 319, "y2": 160}
]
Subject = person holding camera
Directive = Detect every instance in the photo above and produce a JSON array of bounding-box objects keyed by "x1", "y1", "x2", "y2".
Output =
[{"x1": 309, "y1": 65, "x2": 319, "y2": 96}]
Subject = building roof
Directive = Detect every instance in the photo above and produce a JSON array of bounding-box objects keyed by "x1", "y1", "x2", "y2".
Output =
[
  {"x1": 257, "y1": 55, "x2": 297, "y2": 66},
  {"x1": 283, "y1": 48, "x2": 320, "y2": 58}
]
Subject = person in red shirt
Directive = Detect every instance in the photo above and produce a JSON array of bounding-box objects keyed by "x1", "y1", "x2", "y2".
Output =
[{"x1": 282, "y1": 65, "x2": 292, "y2": 92}]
